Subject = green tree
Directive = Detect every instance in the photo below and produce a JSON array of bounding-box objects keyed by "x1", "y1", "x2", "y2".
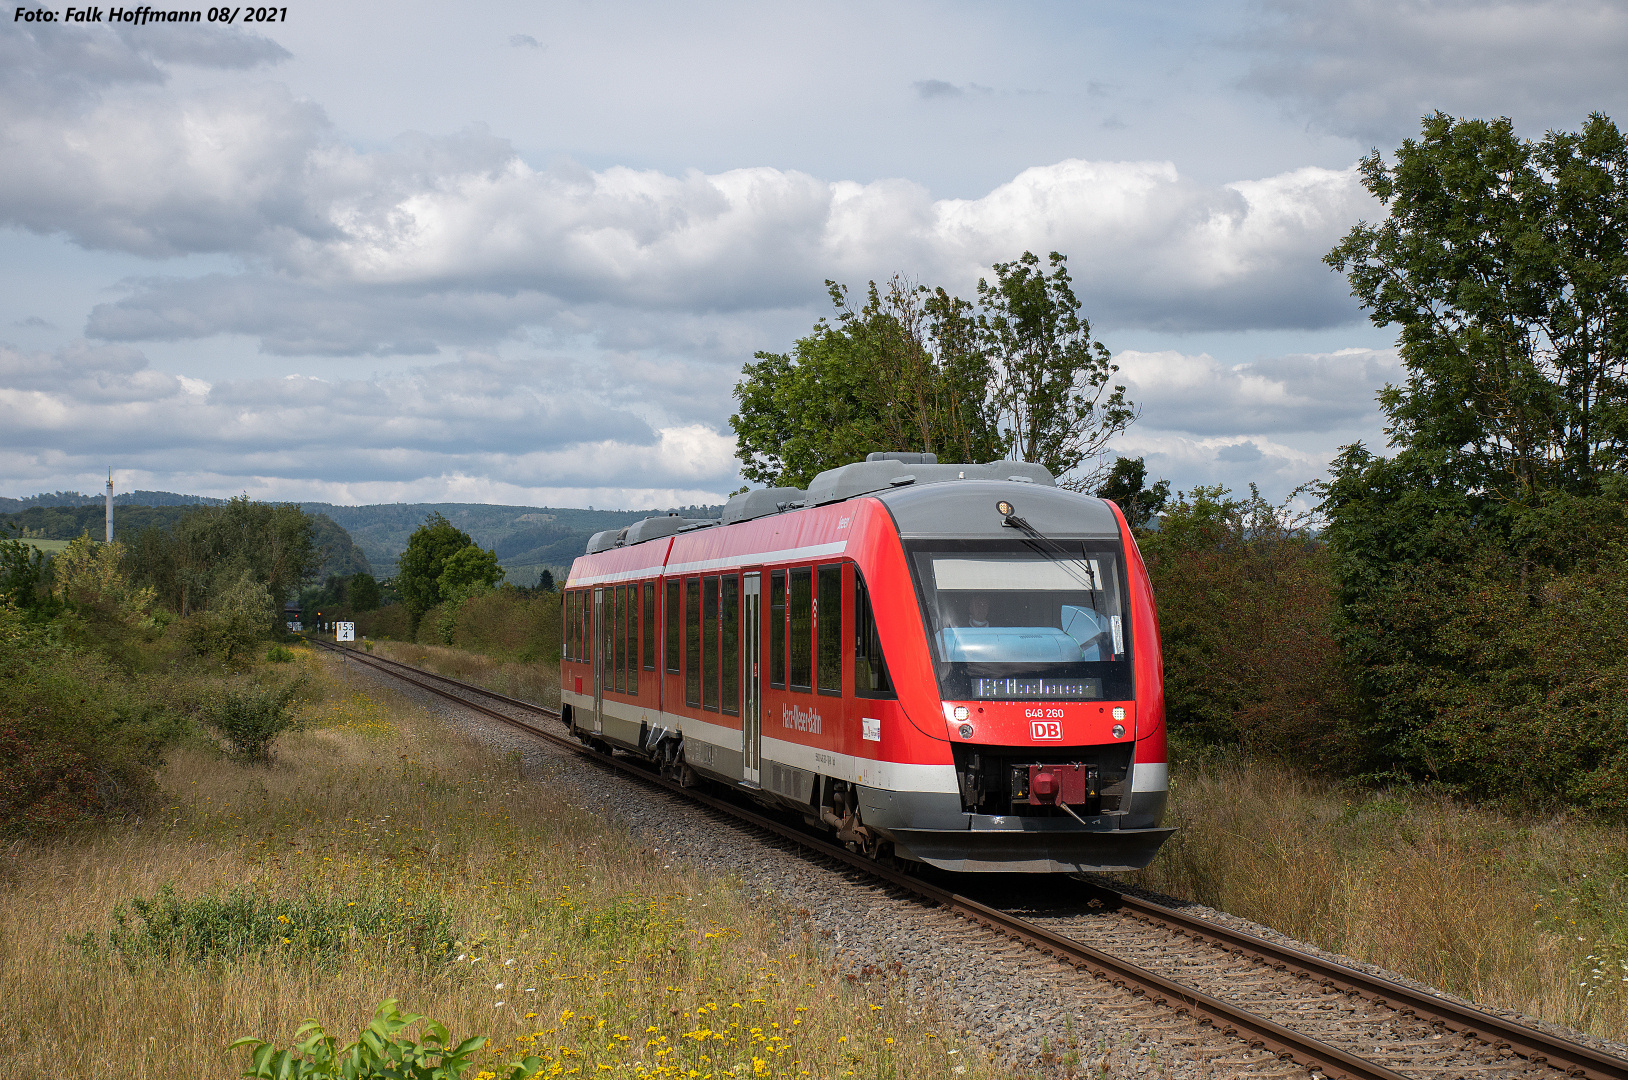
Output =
[
  {"x1": 0, "y1": 535, "x2": 50, "y2": 612},
  {"x1": 1325, "y1": 111, "x2": 1628, "y2": 504},
  {"x1": 438, "y1": 544, "x2": 504, "y2": 602},
  {"x1": 731, "y1": 276, "x2": 1001, "y2": 487},
  {"x1": 978, "y1": 251, "x2": 1135, "y2": 490},
  {"x1": 349, "y1": 572, "x2": 382, "y2": 611},
  {"x1": 1321, "y1": 112, "x2": 1628, "y2": 796},
  {"x1": 125, "y1": 498, "x2": 318, "y2": 622},
  {"x1": 396, "y1": 514, "x2": 480, "y2": 624},
  {"x1": 1093, "y1": 456, "x2": 1171, "y2": 531}
]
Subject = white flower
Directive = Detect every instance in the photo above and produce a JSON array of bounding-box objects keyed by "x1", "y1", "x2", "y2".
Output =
[
  {"x1": 504, "y1": 958, "x2": 515, "y2": 966},
  {"x1": 457, "y1": 954, "x2": 467, "y2": 961},
  {"x1": 495, "y1": 1001, "x2": 505, "y2": 1007},
  {"x1": 495, "y1": 983, "x2": 505, "y2": 990}
]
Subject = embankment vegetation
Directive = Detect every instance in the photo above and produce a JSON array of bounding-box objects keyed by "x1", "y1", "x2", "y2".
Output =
[{"x1": 0, "y1": 645, "x2": 996, "y2": 1080}]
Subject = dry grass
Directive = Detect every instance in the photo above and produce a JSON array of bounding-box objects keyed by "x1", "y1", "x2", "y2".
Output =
[
  {"x1": 0, "y1": 643, "x2": 992, "y2": 1080},
  {"x1": 1128, "y1": 745, "x2": 1628, "y2": 1041},
  {"x1": 371, "y1": 639, "x2": 560, "y2": 711}
]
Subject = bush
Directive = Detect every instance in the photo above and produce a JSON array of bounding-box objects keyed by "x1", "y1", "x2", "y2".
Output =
[
  {"x1": 357, "y1": 603, "x2": 411, "y2": 641},
  {"x1": 1141, "y1": 485, "x2": 1360, "y2": 766},
  {"x1": 265, "y1": 645, "x2": 296, "y2": 663},
  {"x1": 412, "y1": 588, "x2": 560, "y2": 663},
  {"x1": 205, "y1": 680, "x2": 304, "y2": 760},
  {"x1": 232, "y1": 1000, "x2": 539, "y2": 1080},
  {"x1": 0, "y1": 603, "x2": 180, "y2": 833},
  {"x1": 183, "y1": 571, "x2": 278, "y2": 662}
]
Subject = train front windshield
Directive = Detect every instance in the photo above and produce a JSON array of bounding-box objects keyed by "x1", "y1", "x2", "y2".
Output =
[{"x1": 910, "y1": 541, "x2": 1133, "y2": 701}]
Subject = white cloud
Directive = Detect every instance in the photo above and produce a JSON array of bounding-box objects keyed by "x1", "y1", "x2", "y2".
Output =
[
  {"x1": 1115, "y1": 345, "x2": 1400, "y2": 436},
  {"x1": 0, "y1": 341, "x2": 738, "y2": 503},
  {"x1": 2, "y1": 23, "x2": 1375, "y2": 356},
  {"x1": 1102, "y1": 344, "x2": 1400, "y2": 497}
]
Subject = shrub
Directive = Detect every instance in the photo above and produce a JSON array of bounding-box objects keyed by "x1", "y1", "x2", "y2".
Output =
[
  {"x1": 232, "y1": 999, "x2": 541, "y2": 1080},
  {"x1": 1141, "y1": 485, "x2": 1360, "y2": 766},
  {"x1": 206, "y1": 680, "x2": 304, "y2": 760},
  {"x1": 265, "y1": 645, "x2": 296, "y2": 663},
  {"x1": 85, "y1": 884, "x2": 458, "y2": 964},
  {"x1": 0, "y1": 602, "x2": 180, "y2": 832},
  {"x1": 183, "y1": 571, "x2": 278, "y2": 662}
]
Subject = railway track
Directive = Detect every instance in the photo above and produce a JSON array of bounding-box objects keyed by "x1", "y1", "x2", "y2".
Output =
[{"x1": 309, "y1": 637, "x2": 1628, "y2": 1080}]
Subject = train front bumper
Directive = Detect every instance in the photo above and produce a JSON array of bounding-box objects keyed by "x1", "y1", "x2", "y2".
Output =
[
  {"x1": 888, "y1": 814, "x2": 1175, "y2": 873},
  {"x1": 855, "y1": 786, "x2": 1174, "y2": 873}
]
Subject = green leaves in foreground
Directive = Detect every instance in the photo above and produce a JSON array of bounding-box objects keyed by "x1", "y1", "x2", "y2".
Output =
[
  {"x1": 231, "y1": 998, "x2": 544, "y2": 1080},
  {"x1": 81, "y1": 884, "x2": 458, "y2": 964}
]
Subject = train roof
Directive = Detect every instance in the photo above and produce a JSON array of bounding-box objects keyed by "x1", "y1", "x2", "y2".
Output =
[{"x1": 579, "y1": 453, "x2": 1118, "y2": 556}]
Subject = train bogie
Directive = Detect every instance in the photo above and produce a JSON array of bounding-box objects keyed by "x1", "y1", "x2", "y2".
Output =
[{"x1": 562, "y1": 453, "x2": 1173, "y2": 873}]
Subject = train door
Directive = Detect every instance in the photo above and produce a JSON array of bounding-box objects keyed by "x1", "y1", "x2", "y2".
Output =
[
  {"x1": 742, "y1": 573, "x2": 761, "y2": 785},
  {"x1": 592, "y1": 588, "x2": 605, "y2": 734}
]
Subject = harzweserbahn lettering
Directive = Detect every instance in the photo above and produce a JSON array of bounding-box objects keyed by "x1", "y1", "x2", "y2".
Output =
[{"x1": 14, "y1": 6, "x2": 287, "y2": 22}]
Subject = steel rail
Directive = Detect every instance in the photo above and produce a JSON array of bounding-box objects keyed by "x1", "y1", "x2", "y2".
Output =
[{"x1": 308, "y1": 637, "x2": 1627, "y2": 1080}]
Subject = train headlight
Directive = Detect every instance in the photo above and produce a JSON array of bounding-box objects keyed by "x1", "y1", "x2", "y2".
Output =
[
  {"x1": 953, "y1": 706, "x2": 969, "y2": 721},
  {"x1": 1112, "y1": 707, "x2": 1125, "y2": 721},
  {"x1": 958, "y1": 723, "x2": 975, "y2": 739},
  {"x1": 1111, "y1": 724, "x2": 1125, "y2": 739},
  {"x1": 996, "y1": 500, "x2": 1014, "y2": 516}
]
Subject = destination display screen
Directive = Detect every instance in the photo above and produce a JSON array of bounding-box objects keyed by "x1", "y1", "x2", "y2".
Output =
[{"x1": 973, "y1": 677, "x2": 1103, "y2": 700}]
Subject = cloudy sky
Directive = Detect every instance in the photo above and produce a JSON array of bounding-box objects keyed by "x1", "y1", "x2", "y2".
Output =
[{"x1": 3, "y1": 0, "x2": 1625, "y2": 509}]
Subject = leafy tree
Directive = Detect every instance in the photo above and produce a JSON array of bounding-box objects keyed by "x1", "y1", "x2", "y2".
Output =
[
  {"x1": 1325, "y1": 111, "x2": 1628, "y2": 504},
  {"x1": 978, "y1": 252, "x2": 1135, "y2": 490},
  {"x1": 438, "y1": 544, "x2": 504, "y2": 602},
  {"x1": 0, "y1": 535, "x2": 50, "y2": 611},
  {"x1": 349, "y1": 572, "x2": 382, "y2": 611},
  {"x1": 732, "y1": 277, "x2": 1002, "y2": 487},
  {"x1": 396, "y1": 514, "x2": 503, "y2": 624},
  {"x1": 1321, "y1": 112, "x2": 1628, "y2": 796},
  {"x1": 53, "y1": 534, "x2": 157, "y2": 630},
  {"x1": 732, "y1": 254, "x2": 1132, "y2": 488},
  {"x1": 1094, "y1": 456, "x2": 1171, "y2": 531},
  {"x1": 125, "y1": 498, "x2": 319, "y2": 622}
]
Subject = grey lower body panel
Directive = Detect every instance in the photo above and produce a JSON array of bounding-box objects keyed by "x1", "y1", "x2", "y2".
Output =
[{"x1": 857, "y1": 785, "x2": 1174, "y2": 873}]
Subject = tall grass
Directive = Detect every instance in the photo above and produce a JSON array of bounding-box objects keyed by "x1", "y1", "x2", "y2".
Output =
[
  {"x1": 1128, "y1": 744, "x2": 1628, "y2": 1040},
  {"x1": 0, "y1": 645, "x2": 988, "y2": 1080},
  {"x1": 371, "y1": 640, "x2": 560, "y2": 710}
]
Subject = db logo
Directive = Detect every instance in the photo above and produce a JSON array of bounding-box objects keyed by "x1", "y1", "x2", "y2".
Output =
[{"x1": 1031, "y1": 720, "x2": 1063, "y2": 740}]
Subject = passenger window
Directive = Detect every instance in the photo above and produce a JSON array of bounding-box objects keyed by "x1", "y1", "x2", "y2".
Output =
[
  {"x1": 642, "y1": 582, "x2": 656, "y2": 671},
  {"x1": 854, "y1": 571, "x2": 895, "y2": 697},
  {"x1": 769, "y1": 570, "x2": 786, "y2": 689},
  {"x1": 685, "y1": 578, "x2": 701, "y2": 707},
  {"x1": 702, "y1": 577, "x2": 719, "y2": 710},
  {"x1": 789, "y1": 567, "x2": 812, "y2": 691},
  {"x1": 613, "y1": 585, "x2": 626, "y2": 693},
  {"x1": 721, "y1": 575, "x2": 739, "y2": 715},
  {"x1": 626, "y1": 583, "x2": 639, "y2": 695},
  {"x1": 665, "y1": 580, "x2": 680, "y2": 673},
  {"x1": 817, "y1": 565, "x2": 842, "y2": 695}
]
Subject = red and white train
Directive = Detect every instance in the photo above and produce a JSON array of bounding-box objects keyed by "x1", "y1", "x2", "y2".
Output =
[{"x1": 561, "y1": 453, "x2": 1173, "y2": 873}]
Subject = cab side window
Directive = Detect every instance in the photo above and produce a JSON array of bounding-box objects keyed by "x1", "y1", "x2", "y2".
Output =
[{"x1": 854, "y1": 571, "x2": 895, "y2": 697}]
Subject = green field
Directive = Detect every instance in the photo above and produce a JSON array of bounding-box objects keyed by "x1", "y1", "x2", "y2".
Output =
[{"x1": 14, "y1": 538, "x2": 70, "y2": 553}]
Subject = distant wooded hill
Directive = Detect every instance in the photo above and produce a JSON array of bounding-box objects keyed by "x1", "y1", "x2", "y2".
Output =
[
  {"x1": 1, "y1": 502, "x2": 370, "y2": 581},
  {"x1": 1, "y1": 491, "x2": 722, "y2": 587},
  {"x1": 300, "y1": 502, "x2": 721, "y2": 586}
]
